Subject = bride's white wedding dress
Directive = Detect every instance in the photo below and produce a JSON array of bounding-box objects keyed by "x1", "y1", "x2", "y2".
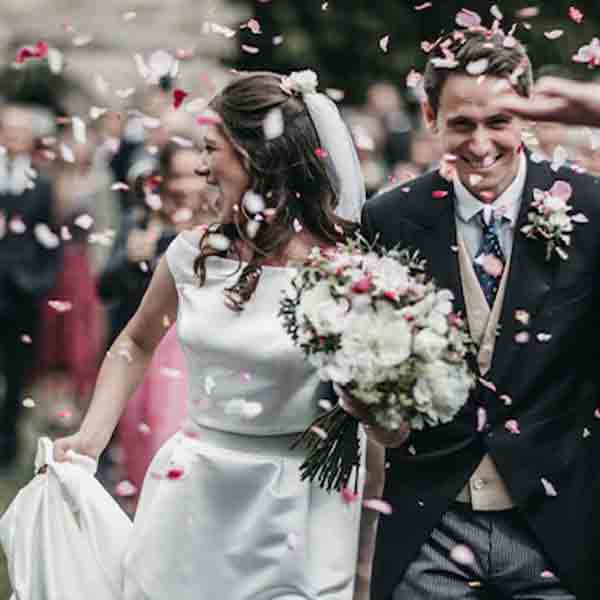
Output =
[{"x1": 122, "y1": 231, "x2": 364, "y2": 599}]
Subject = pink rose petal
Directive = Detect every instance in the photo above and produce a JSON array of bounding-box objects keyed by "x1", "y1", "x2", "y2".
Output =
[
  {"x1": 477, "y1": 407, "x2": 487, "y2": 432},
  {"x1": 363, "y1": 498, "x2": 393, "y2": 515},
  {"x1": 505, "y1": 419, "x2": 521, "y2": 435},
  {"x1": 114, "y1": 480, "x2": 138, "y2": 497},
  {"x1": 432, "y1": 190, "x2": 448, "y2": 199},
  {"x1": 341, "y1": 487, "x2": 359, "y2": 504},
  {"x1": 455, "y1": 8, "x2": 482, "y2": 28},
  {"x1": 549, "y1": 180, "x2": 572, "y2": 201},
  {"x1": 568, "y1": 6, "x2": 584, "y2": 24}
]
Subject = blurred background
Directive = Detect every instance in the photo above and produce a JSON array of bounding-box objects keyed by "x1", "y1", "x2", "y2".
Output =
[{"x1": 1, "y1": 0, "x2": 600, "y2": 595}]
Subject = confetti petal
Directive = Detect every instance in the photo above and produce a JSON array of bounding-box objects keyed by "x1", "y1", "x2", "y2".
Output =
[
  {"x1": 432, "y1": 190, "x2": 448, "y2": 199},
  {"x1": 362, "y1": 498, "x2": 393, "y2": 515},
  {"x1": 341, "y1": 487, "x2": 359, "y2": 504},
  {"x1": 544, "y1": 30, "x2": 564, "y2": 40},
  {"x1": 173, "y1": 88, "x2": 188, "y2": 109},
  {"x1": 379, "y1": 35, "x2": 390, "y2": 53},
  {"x1": 466, "y1": 58, "x2": 489, "y2": 76},
  {"x1": 505, "y1": 419, "x2": 521, "y2": 435},
  {"x1": 455, "y1": 8, "x2": 482, "y2": 28},
  {"x1": 477, "y1": 407, "x2": 487, "y2": 432},
  {"x1": 450, "y1": 544, "x2": 475, "y2": 565},
  {"x1": 541, "y1": 477, "x2": 558, "y2": 497},
  {"x1": 114, "y1": 480, "x2": 138, "y2": 497},
  {"x1": 568, "y1": 6, "x2": 584, "y2": 24}
]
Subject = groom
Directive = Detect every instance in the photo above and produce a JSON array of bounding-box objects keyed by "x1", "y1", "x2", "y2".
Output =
[{"x1": 356, "y1": 28, "x2": 600, "y2": 600}]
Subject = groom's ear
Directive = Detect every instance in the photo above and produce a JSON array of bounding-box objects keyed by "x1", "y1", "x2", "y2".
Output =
[{"x1": 421, "y1": 100, "x2": 438, "y2": 133}]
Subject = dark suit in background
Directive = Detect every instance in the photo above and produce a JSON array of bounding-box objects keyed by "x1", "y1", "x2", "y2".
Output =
[{"x1": 0, "y1": 175, "x2": 60, "y2": 466}]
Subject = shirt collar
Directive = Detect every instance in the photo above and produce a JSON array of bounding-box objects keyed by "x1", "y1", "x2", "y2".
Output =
[{"x1": 454, "y1": 151, "x2": 527, "y2": 226}]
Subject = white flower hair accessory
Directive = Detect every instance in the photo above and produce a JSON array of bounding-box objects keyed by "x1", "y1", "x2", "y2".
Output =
[
  {"x1": 521, "y1": 180, "x2": 589, "y2": 261},
  {"x1": 280, "y1": 69, "x2": 319, "y2": 96}
]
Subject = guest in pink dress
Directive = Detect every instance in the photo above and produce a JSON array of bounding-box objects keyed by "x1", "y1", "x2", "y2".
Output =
[{"x1": 115, "y1": 141, "x2": 219, "y2": 501}]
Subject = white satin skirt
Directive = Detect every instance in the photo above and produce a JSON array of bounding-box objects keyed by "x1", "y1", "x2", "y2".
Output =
[{"x1": 122, "y1": 420, "x2": 364, "y2": 599}]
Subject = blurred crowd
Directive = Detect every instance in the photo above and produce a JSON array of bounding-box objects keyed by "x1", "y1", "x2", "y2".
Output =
[{"x1": 1, "y1": 68, "x2": 599, "y2": 507}]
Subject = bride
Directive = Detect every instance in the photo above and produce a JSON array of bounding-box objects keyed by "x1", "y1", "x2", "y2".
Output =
[{"x1": 53, "y1": 70, "x2": 367, "y2": 599}]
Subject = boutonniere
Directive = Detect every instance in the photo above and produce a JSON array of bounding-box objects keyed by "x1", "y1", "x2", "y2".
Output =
[{"x1": 520, "y1": 180, "x2": 588, "y2": 261}]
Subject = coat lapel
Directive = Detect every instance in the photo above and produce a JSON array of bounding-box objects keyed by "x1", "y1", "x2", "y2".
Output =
[
  {"x1": 487, "y1": 157, "x2": 558, "y2": 388},
  {"x1": 416, "y1": 175, "x2": 466, "y2": 321}
]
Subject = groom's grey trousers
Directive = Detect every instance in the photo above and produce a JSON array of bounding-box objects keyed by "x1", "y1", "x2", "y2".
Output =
[{"x1": 392, "y1": 502, "x2": 576, "y2": 599}]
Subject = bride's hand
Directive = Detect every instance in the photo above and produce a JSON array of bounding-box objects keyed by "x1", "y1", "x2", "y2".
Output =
[
  {"x1": 334, "y1": 384, "x2": 410, "y2": 448},
  {"x1": 53, "y1": 432, "x2": 103, "y2": 463}
]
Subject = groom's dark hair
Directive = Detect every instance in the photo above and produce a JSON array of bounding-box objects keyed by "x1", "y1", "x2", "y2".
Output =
[{"x1": 423, "y1": 29, "x2": 533, "y2": 116}]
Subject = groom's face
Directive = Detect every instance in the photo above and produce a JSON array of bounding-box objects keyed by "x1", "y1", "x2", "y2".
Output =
[{"x1": 424, "y1": 74, "x2": 525, "y2": 203}]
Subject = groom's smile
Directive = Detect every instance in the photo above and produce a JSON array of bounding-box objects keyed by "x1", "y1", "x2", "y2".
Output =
[{"x1": 423, "y1": 74, "x2": 525, "y2": 203}]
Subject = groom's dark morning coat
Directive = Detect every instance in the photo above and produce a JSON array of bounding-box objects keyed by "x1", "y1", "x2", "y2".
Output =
[{"x1": 362, "y1": 155, "x2": 600, "y2": 600}]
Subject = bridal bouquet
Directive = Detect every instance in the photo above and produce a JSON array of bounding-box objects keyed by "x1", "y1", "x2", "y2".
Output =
[{"x1": 279, "y1": 237, "x2": 474, "y2": 492}]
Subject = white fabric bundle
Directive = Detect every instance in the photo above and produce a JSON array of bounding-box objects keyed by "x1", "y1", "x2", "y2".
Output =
[{"x1": 0, "y1": 437, "x2": 132, "y2": 600}]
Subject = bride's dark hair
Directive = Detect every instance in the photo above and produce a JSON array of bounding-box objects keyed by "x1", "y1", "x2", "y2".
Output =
[{"x1": 193, "y1": 71, "x2": 358, "y2": 310}]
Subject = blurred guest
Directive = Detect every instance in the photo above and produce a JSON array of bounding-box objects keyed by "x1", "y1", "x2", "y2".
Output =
[
  {"x1": 0, "y1": 103, "x2": 60, "y2": 468},
  {"x1": 409, "y1": 127, "x2": 444, "y2": 173},
  {"x1": 105, "y1": 141, "x2": 218, "y2": 504},
  {"x1": 33, "y1": 126, "x2": 120, "y2": 431},
  {"x1": 364, "y1": 81, "x2": 413, "y2": 167}
]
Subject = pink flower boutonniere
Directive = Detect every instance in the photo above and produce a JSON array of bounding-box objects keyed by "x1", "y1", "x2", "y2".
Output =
[{"x1": 521, "y1": 181, "x2": 589, "y2": 261}]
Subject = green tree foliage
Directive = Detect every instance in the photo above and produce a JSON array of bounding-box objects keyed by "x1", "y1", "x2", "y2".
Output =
[{"x1": 232, "y1": 0, "x2": 600, "y2": 105}]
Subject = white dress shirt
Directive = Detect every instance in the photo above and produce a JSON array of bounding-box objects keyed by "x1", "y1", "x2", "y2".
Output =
[{"x1": 453, "y1": 151, "x2": 528, "y2": 261}]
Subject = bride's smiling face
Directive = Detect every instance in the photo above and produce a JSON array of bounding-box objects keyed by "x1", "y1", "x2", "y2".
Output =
[{"x1": 202, "y1": 124, "x2": 251, "y2": 222}]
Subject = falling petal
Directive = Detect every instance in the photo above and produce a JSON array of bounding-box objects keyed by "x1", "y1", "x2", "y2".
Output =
[
  {"x1": 450, "y1": 544, "x2": 475, "y2": 565},
  {"x1": 74, "y1": 214, "x2": 94, "y2": 230},
  {"x1": 544, "y1": 30, "x2": 564, "y2": 40},
  {"x1": 466, "y1": 58, "x2": 488, "y2": 75},
  {"x1": 341, "y1": 487, "x2": 359, "y2": 504},
  {"x1": 48, "y1": 300, "x2": 73, "y2": 313},
  {"x1": 318, "y1": 399, "x2": 333, "y2": 411},
  {"x1": 514, "y1": 309, "x2": 530, "y2": 325},
  {"x1": 490, "y1": 4, "x2": 503, "y2": 20},
  {"x1": 115, "y1": 87, "x2": 136, "y2": 99},
  {"x1": 47, "y1": 48, "x2": 64, "y2": 74},
  {"x1": 137, "y1": 422, "x2": 151, "y2": 435},
  {"x1": 20, "y1": 334, "x2": 32, "y2": 344},
  {"x1": 241, "y1": 44, "x2": 260, "y2": 54},
  {"x1": 536, "y1": 332, "x2": 552, "y2": 343},
  {"x1": 379, "y1": 35, "x2": 390, "y2": 53},
  {"x1": 505, "y1": 419, "x2": 521, "y2": 435},
  {"x1": 22, "y1": 398, "x2": 35, "y2": 408},
  {"x1": 114, "y1": 480, "x2": 138, "y2": 497},
  {"x1": 166, "y1": 467, "x2": 185, "y2": 480},
  {"x1": 72, "y1": 116, "x2": 87, "y2": 144},
  {"x1": 477, "y1": 407, "x2": 487, "y2": 432},
  {"x1": 516, "y1": 6, "x2": 540, "y2": 18},
  {"x1": 432, "y1": 190, "x2": 448, "y2": 199},
  {"x1": 263, "y1": 107, "x2": 284, "y2": 140},
  {"x1": 541, "y1": 570, "x2": 556, "y2": 578},
  {"x1": 72, "y1": 34, "x2": 94, "y2": 47},
  {"x1": 455, "y1": 8, "x2": 482, "y2": 28},
  {"x1": 173, "y1": 88, "x2": 188, "y2": 109},
  {"x1": 571, "y1": 213, "x2": 589, "y2": 224},
  {"x1": 568, "y1": 6, "x2": 583, "y2": 23},
  {"x1": 123, "y1": 11, "x2": 137, "y2": 21},
  {"x1": 406, "y1": 69, "x2": 423, "y2": 88},
  {"x1": 362, "y1": 498, "x2": 393, "y2": 515},
  {"x1": 514, "y1": 331, "x2": 530, "y2": 344},
  {"x1": 34, "y1": 223, "x2": 60, "y2": 249},
  {"x1": 414, "y1": 2, "x2": 432, "y2": 10},
  {"x1": 479, "y1": 377, "x2": 496, "y2": 392},
  {"x1": 583, "y1": 427, "x2": 591, "y2": 438},
  {"x1": 310, "y1": 425, "x2": 328, "y2": 440},
  {"x1": 286, "y1": 532, "x2": 299, "y2": 549},
  {"x1": 541, "y1": 477, "x2": 558, "y2": 497},
  {"x1": 500, "y1": 394, "x2": 513, "y2": 406},
  {"x1": 60, "y1": 143, "x2": 75, "y2": 163}
]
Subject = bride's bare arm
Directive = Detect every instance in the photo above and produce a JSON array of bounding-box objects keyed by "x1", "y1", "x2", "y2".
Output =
[{"x1": 54, "y1": 257, "x2": 178, "y2": 461}]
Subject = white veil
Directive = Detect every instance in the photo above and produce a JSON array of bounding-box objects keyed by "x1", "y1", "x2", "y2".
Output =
[{"x1": 302, "y1": 92, "x2": 366, "y2": 222}]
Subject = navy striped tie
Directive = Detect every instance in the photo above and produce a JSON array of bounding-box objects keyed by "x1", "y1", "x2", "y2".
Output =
[{"x1": 473, "y1": 212, "x2": 505, "y2": 306}]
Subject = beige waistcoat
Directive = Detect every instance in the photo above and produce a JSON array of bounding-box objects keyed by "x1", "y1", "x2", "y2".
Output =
[{"x1": 454, "y1": 238, "x2": 515, "y2": 510}]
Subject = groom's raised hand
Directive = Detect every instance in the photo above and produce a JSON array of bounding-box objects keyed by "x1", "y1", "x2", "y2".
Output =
[{"x1": 335, "y1": 384, "x2": 410, "y2": 448}]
